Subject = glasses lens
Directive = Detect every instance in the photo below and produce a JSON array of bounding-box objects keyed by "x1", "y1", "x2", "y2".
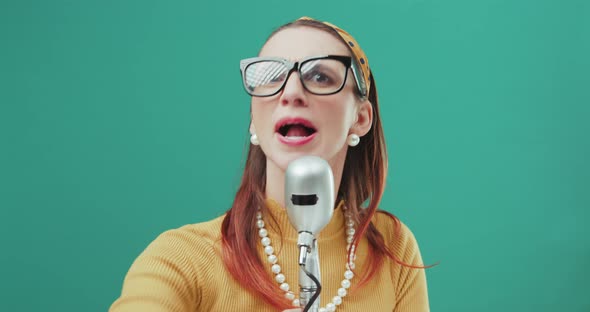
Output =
[
  {"x1": 300, "y1": 59, "x2": 347, "y2": 94},
  {"x1": 244, "y1": 60, "x2": 289, "y2": 96}
]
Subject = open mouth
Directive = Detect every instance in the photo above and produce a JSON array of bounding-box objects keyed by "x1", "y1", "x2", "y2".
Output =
[
  {"x1": 277, "y1": 123, "x2": 317, "y2": 138},
  {"x1": 275, "y1": 117, "x2": 317, "y2": 138},
  {"x1": 275, "y1": 118, "x2": 317, "y2": 146}
]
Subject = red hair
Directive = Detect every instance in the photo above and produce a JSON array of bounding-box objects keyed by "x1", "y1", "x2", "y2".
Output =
[{"x1": 222, "y1": 19, "x2": 426, "y2": 310}]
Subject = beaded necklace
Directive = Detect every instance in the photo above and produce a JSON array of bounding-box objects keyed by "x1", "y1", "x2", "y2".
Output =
[{"x1": 256, "y1": 206, "x2": 357, "y2": 312}]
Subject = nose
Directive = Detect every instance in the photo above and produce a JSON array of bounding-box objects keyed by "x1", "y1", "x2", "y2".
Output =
[{"x1": 279, "y1": 71, "x2": 307, "y2": 107}]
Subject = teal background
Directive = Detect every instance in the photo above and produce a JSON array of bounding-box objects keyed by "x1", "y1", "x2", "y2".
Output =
[{"x1": 1, "y1": 0, "x2": 588, "y2": 311}]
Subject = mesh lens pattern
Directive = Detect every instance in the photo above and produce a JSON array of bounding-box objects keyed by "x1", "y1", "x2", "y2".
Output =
[
  {"x1": 245, "y1": 61, "x2": 287, "y2": 95},
  {"x1": 241, "y1": 56, "x2": 351, "y2": 97}
]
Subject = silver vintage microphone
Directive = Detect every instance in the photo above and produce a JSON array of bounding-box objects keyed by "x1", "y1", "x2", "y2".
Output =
[{"x1": 285, "y1": 156, "x2": 335, "y2": 312}]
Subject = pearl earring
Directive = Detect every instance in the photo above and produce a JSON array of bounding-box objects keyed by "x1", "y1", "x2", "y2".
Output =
[
  {"x1": 347, "y1": 134, "x2": 360, "y2": 147},
  {"x1": 250, "y1": 133, "x2": 260, "y2": 145}
]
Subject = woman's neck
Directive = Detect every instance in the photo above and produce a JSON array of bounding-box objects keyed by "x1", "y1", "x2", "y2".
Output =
[{"x1": 265, "y1": 162, "x2": 286, "y2": 207}]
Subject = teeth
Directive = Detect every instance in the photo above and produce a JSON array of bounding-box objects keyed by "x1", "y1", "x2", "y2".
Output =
[{"x1": 283, "y1": 136, "x2": 309, "y2": 141}]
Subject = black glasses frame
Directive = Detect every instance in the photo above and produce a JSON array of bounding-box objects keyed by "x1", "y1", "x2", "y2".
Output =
[{"x1": 239, "y1": 55, "x2": 362, "y2": 97}]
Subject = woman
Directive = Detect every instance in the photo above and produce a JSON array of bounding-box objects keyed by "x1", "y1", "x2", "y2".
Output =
[{"x1": 110, "y1": 17, "x2": 429, "y2": 312}]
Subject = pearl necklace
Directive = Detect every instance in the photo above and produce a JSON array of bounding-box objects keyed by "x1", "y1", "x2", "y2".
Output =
[{"x1": 256, "y1": 206, "x2": 357, "y2": 312}]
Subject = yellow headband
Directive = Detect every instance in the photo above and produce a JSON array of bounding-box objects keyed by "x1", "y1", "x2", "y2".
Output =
[{"x1": 297, "y1": 16, "x2": 371, "y2": 96}]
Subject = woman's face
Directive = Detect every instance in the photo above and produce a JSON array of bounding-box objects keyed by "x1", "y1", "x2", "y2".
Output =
[{"x1": 250, "y1": 26, "x2": 372, "y2": 172}]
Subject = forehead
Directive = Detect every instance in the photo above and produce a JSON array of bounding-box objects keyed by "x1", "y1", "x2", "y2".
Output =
[{"x1": 259, "y1": 26, "x2": 351, "y2": 60}]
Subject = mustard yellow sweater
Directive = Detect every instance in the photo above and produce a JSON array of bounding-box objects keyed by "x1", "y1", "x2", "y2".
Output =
[{"x1": 110, "y1": 200, "x2": 429, "y2": 311}]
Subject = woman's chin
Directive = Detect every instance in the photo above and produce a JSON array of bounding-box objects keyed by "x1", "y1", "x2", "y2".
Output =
[{"x1": 267, "y1": 152, "x2": 318, "y2": 173}]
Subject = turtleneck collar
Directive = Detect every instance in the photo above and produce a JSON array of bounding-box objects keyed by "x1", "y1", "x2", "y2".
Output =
[{"x1": 263, "y1": 198, "x2": 346, "y2": 242}]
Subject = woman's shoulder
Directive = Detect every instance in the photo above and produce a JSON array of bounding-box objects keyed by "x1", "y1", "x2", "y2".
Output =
[
  {"x1": 371, "y1": 209, "x2": 422, "y2": 257},
  {"x1": 175, "y1": 213, "x2": 227, "y2": 239},
  {"x1": 129, "y1": 214, "x2": 228, "y2": 267},
  {"x1": 151, "y1": 213, "x2": 227, "y2": 250},
  {"x1": 371, "y1": 210, "x2": 430, "y2": 310},
  {"x1": 111, "y1": 214, "x2": 229, "y2": 311}
]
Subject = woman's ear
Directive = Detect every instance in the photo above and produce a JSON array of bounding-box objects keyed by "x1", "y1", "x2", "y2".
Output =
[{"x1": 352, "y1": 100, "x2": 373, "y2": 136}]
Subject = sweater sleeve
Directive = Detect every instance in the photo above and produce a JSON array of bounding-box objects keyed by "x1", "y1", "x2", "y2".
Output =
[
  {"x1": 392, "y1": 221, "x2": 430, "y2": 312},
  {"x1": 109, "y1": 230, "x2": 201, "y2": 312}
]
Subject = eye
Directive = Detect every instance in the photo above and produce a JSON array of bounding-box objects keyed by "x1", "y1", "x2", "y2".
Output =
[
  {"x1": 300, "y1": 59, "x2": 343, "y2": 88},
  {"x1": 307, "y1": 71, "x2": 331, "y2": 83},
  {"x1": 302, "y1": 69, "x2": 335, "y2": 86}
]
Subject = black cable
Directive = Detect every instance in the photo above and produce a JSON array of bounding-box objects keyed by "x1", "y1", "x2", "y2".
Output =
[{"x1": 299, "y1": 263, "x2": 322, "y2": 312}]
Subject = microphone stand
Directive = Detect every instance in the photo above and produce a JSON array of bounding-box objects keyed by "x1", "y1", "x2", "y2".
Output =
[
  {"x1": 285, "y1": 156, "x2": 335, "y2": 312},
  {"x1": 298, "y1": 232, "x2": 321, "y2": 312}
]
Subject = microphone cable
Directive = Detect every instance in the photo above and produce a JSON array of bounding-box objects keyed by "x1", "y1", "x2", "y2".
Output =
[{"x1": 299, "y1": 264, "x2": 321, "y2": 312}]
